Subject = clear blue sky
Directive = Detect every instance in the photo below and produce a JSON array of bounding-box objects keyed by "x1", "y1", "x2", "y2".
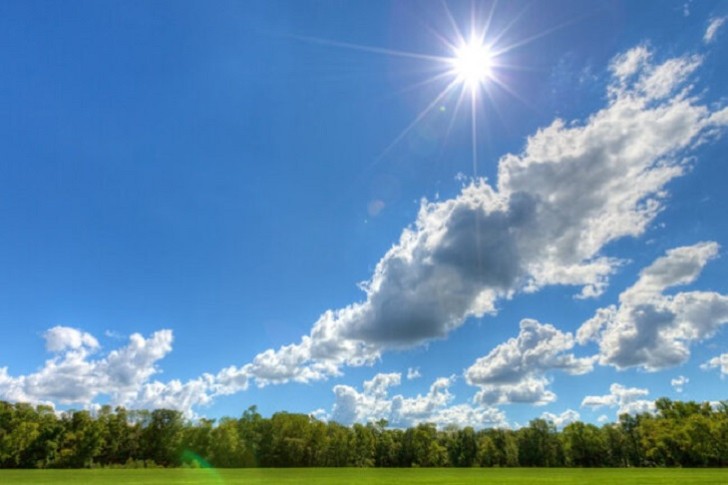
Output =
[{"x1": 1, "y1": 0, "x2": 727, "y2": 428}]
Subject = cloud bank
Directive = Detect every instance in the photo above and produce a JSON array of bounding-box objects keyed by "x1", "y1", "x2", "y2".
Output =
[
  {"x1": 0, "y1": 328, "x2": 214, "y2": 416},
  {"x1": 324, "y1": 372, "x2": 507, "y2": 429}
]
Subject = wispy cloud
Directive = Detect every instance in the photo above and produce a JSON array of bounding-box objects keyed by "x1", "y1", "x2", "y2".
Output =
[
  {"x1": 671, "y1": 375, "x2": 689, "y2": 393},
  {"x1": 701, "y1": 353, "x2": 728, "y2": 377},
  {"x1": 406, "y1": 367, "x2": 422, "y2": 380},
  {"x1": 704, "y1": 17, "x2": 726, "y2": 44}
]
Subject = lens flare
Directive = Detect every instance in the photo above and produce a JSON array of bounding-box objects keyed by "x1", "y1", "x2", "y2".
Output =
[{"x1": 180, "y1": 450, "x2": 225, "y2": 484}]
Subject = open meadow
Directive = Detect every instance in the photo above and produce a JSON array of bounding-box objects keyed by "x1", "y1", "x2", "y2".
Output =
[{"x1": 0, "y1": 468, "x2": 727, "y2": 485}]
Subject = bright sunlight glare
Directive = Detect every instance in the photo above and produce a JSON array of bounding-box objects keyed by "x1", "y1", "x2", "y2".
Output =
[
  {"x1": 451, "y1": 39, "x2": 493, "y2": 91},
  {"x1": 293, "y1": 2, "x2": 539, "y2": 170}
]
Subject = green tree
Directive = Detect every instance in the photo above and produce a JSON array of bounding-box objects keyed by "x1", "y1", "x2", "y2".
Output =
[
  {"x1": 618, "y1": 413, "x2": 644, "y2": 466},
  {"x1": 143, "y1": 409, "x2": 184, "y2": 467},
  {"x1": 324, "y1": 421, "x2": 352, "y2": 466},
  {"x1": 3, "y1": 403, "x2": 41, "y2": 467},
  {"x1": 562, "y1": 421, "x2": 607, "y2": 467},
  {"x1": 208, "y1": 418, "x2": 242, "y2": 467},
  {"x1": 450, "y1": 427, "x2": 477, "y2": 467},
  {"x1": 518, "y1": 419, "x2": 562, "y2": 467},
  {"x1": 351, "y1": 423, "x2": 375, "y2": 467},
  {"x1": 264, "y1": 412, "x2": 319, "y2": 467},
  {"x1": 475, "y1": 433, "x2": 497, "y2": 467},
  {"x1": 373, "y1": 422, "x2": 400, "y2": 467},
  {"x1": 181, "y1": 417, "x2": 213, "y2": 466},
  {"x1": 601, "y1": 423, "x2": 628, "y2": 467},
  {"x1": 57, "y1": 410, "x2": 105, "y2": 468},
  {"x1": 402, "y1": 423, "x2": 448, "y2": 467},
  {"x1": 237, "y1": 405, "x2": 263, "y2": 467}
]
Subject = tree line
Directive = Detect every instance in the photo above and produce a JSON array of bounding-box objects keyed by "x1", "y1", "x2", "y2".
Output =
[{"x1": 1, "y1": 398, "x2": 727, "y2": 469}]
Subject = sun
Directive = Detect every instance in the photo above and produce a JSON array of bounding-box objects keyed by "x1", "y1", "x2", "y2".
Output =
[
  {"x1": 293, "y1": 2, "x2": 538, "y2": 172},
  {"x1": 451, "y1": 38, "x2": 493, "y2": 92}
]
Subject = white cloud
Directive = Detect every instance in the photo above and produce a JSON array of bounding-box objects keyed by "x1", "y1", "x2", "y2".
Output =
[
  {"x1": 609, "y1": 45, "x2": 651, "y2": 82},
  {"x1": 407, "y1": 367, "x2": 422, "y2": 380},
  {"x1": 363, "y1": 372, "x2": 402, "y2": 398},
  {"x1": 541, "y1": 409, "x2": 580, "y2": 429},
  {"x1": 4, "y1": 41, "x2": 728, "y2": 416},
  {"x1": 217, "y1": 43, "x2": 728, "y2": 390},
  {"x1": 466, "y1": 319, "x2": 594, "y2": 405},
  {"x1": 473, "y1": 377, "x2": 557, "y2": 406},
  {"x1": 582, "y1": 383, "x2": 655, "y2": 416},
  {"x1": 132, "y1": 376, "x2": 216, "y2": 416},
  {"x1": 0, "y1": 327, "x2": 213, "y2": 416},
  {"x1": 102, "y1": 330, "x2": 174, "y2": 403},
  {"x1": 577, "y1": 242, "x2": 728, "y2": 371},
  {"x1": 671, "y1": 375, "x2": 689, "y2": 392},
  {"x1": 704, "y1": 17, "x2": 726, "y2": 44},
  {"x1": 0, "y1": 367, "x2": 33, "y2": 404},
  {"x1": 429, "y1": 404, "x2": 508, "y2": 430},
  {"x1": 701, "y1": 353, "x2": 728, "y2": 377},
  {"x1": 324, "y1": 373, "x2": 507, "y2": 429},
  {"x1": 44, "y1": 326, "x2": 99, "y2": 353},
  {"x1": 597, "y1": 414, "x2": 609, "y2": 424}
]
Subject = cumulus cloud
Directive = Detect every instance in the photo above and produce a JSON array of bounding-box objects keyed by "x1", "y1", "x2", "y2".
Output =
[
  {"x1": 0, "y1": 367, "x2": 35, "y2": 405},
  {"x1": 324, "y1": 373, "x2": 507, "y2": 429},
  {"x1": 132, "y1": 376, "x2": 216, "y2": 414},
  {"x1": 701, "y1": 353, "x2": 728, "y2": 377},
  {"x1": 541, "y1": 409, "x2": 580, "y2": 429},
  {"x1": 0, "y1": 327, "x2": 213, "y2": 416},
  {"x1": 671, "y1": 375, "x2": 689, "y2": 392},
  {"x1": 210, "y1": 42, "x2": 728, "y2": 392},
  {"x1": 704, "y1": 17, "x2": 726, "y2": 44},
  {"x1": 577, "y1": 242, "x2": 728, "y2": 371},
  {"x1": 103, "y1": 331, "x2": 174, "y2": 402},
  {"x1": 465, "y1": 319, "x2": 594, "y2": 405},
  {"x1": 44, "y1": 326, "x2": 99, "y2": 353},
  {"x1": 582, "y1": 383, "x2": 655, "y2": 416}
]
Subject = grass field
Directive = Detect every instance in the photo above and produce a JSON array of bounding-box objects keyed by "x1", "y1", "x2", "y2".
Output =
[{"x1": 0, "y1": 468, "x2": 727, "y2": 484}]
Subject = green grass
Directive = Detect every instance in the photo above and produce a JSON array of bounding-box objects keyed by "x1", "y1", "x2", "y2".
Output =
[{"x1": 0, "y1": 468, "x2": 726, "y2": 484}]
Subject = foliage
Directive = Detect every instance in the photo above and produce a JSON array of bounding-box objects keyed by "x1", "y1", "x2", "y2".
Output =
[{"x1": 0, "y1": 398, "x2": 727, "y2": 469}]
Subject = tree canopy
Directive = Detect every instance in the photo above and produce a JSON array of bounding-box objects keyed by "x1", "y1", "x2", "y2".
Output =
[{"x1": 0, "y1": 398, "x2": 726, "y2": 469}]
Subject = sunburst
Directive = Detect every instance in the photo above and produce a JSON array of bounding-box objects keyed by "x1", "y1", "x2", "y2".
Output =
[{"x1": 292, "y1": 3, "x2": 555, "y2": 175}]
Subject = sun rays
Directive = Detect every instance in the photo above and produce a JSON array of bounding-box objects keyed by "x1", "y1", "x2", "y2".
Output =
[{"x1": 291, "y1": 2, "x2": 559, "y2": 176}]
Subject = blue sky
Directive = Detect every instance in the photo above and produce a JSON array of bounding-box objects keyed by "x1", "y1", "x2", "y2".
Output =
[{"x1": 1, "y1": 0, "x2": 728, "y2": 428}]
